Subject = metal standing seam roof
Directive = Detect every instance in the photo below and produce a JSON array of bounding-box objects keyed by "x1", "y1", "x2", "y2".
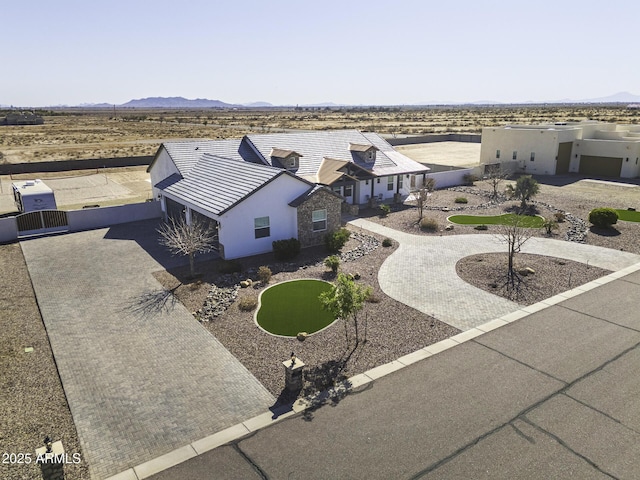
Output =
[
  {"x1": 161, "y1": 139, "x2": 245, "y2": 176},
  {"x1": 160, "y1": 153, "x2": 290, "y2": 215},
  {"x1": 245, "y1": 130, "x2": 429, "y2": 177}
]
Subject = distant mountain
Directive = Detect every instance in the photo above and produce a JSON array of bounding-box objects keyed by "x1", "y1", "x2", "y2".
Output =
[
  {"x1": 576, "y1": 91, "x2": 640, "y2": 103},
  {"x1": 119, "y1": 96, "x2": 241, "y2": 108},
  {"x1": 243, "y1": 101, "x2": 273, "y2": 107},
  {"x1": 79, "y1": 102, "x2": 113, "y2": 108}
]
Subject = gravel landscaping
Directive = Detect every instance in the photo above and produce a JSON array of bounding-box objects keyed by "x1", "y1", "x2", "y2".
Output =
[
  {"x1": 154, "y1": 232, "x2": 460, "y2": 398},
  {"x1": 0, "y1": 244, "x2": 89, "y2": 480}
]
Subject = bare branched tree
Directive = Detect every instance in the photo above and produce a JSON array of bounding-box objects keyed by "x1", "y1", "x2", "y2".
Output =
[
  {"x1": 414, "y1": 177, "x2": 436, "y2": 220},
  {"x1": 157, "y1": 216, "x2": 218, "y2": 278},
  {"x1": 485, "y1": 164, "x2": 509, "y2": 200},
  {"x1": 495, "y1": 216, "x2": 533, "y2": 289}
]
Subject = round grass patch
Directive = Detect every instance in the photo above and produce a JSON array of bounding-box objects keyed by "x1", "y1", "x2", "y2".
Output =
[
  {"x1": 256, "y1": 279, "x2": 336, "y2": 337},
  {"x1": 447, "y1": 213, "x2": 544, "y2": 228}
]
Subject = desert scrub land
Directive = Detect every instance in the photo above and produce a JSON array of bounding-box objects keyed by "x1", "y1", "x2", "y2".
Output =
[
  {"x1": 1, "y1": 105, "x2": 638, "y2": 163},
  {"x1": 0, "y1": 244, "x2": 89, "y2": 480}
]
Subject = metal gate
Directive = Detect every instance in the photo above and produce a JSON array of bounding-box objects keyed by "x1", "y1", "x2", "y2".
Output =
[{"x1": 16, "y1": 210, "x2": 69, "y2": 237}]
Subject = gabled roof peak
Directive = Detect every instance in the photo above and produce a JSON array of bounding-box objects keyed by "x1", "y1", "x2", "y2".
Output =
[{"x1": 348, "y1": 142, "x2": 378, "y2": 153}]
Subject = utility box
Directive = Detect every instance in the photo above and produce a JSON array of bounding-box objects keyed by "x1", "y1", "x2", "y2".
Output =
[{"x1": 12, "y1": 179, "x2": 57, "y2": 213}]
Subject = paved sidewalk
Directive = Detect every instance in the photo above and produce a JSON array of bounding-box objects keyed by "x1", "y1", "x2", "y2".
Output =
[
  {"x1": 148, "y1": 266, "x2": 640, "y2": 480},
  {"x1": 21, "y1": 221, "x2": 274, "y2": 479},
  {"x1": 348, "y1": 219, "x2": 640, "y2": 330}
]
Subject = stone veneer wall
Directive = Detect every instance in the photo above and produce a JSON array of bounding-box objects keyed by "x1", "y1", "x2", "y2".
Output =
[{"x1": 296, "y1": 190, "x2": 342, "y2": 248}]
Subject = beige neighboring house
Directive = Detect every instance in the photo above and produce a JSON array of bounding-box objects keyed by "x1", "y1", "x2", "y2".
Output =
[{"x1": 480, "y1": 121, "x2": 640, "y2": 178}]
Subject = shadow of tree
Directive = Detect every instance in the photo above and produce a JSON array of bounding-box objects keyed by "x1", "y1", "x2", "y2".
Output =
[{"x1": 121, "y1": 285, "x2": 181, "y2": 319}]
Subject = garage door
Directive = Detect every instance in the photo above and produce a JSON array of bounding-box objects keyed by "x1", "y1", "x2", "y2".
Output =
[
  {"x1": 555, "y1": 142, "x2": 572, "y2": 174},
  {"x1": 578, "y1": 155, "x2": 622, "y2": 177}
]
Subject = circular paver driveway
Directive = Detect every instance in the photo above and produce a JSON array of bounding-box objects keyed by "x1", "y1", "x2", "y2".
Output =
[{"x1": 349, "y1": 219, "x2": 640, "y2": 331}]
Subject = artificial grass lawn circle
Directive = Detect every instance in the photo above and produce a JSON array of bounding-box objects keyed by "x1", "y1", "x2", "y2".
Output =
[
  {"x1": 256, "y1": 279, "x2": 336, "y2": 337},
  {"x1": 447, "y1": 213, "x2": 544, "y2": 228}
]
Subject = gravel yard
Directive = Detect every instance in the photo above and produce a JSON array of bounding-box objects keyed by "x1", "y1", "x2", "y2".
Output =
[
  {"x1": 154, "y1": 233, "x2": 460, "y2": 398},
  {"x1": 0, "y1": 244, "x2": 89, "y2": 480}
]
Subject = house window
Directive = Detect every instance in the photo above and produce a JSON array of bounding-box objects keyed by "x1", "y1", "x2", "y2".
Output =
[
  {"x1": 496, "y1": 149, "x2": 501, "y2": 159},
  {"x1": 377, "y1": 178, "x2": 381, "y2": 184},
  {"x1": 387, "y1": 176, "x2": 394, "y2": 191},
  {"x1": 512, "y1": 151, "x2": 517, "y2": 160},
  {"x1": 344, "y1": 185, "x2": 353, "y2": 197},
  {"x1": 312, "y1": 209, "x2": 327, "y2": 232},
  {"x1": 287, "y1": 157, "x2": 297, "y2": 168},
  {"x1": 366, "y1": 151, "x2": 375, "y2": 162},
  {"x1": 254, "y1": 216, "x2": 270, "y2": 238},
  {"x1": 398, "y1": 176, "x2": 403, "y2": 189},
  {"x1": 332, "y1": 186, "x2": 342, "y2": 195},
  {"x1": 530, "y1": 152, "x2": 535, "y2": 162}
]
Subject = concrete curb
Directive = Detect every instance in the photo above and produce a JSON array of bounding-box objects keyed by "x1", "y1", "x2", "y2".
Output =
[{"x1": 105, "y1": 261, "x2": 640, "y2": 480}]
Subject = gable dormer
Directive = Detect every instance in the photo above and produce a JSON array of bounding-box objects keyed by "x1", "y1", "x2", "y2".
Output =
[
  {"x1": 349, "y1": 143, "x2": 378, "y2": 163},
  {"x1": 270, "y1": 147, "x2": 302, "y2": 170}
]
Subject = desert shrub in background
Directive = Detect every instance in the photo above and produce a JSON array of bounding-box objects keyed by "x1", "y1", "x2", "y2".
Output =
[
  {"x1": 257, "y1": 266, "x2": 272, "y2": 284},
  {"x1": 382, "y1": 238, "x2": 393, "y2": 247},
  {"x1": 589, "y1": 208, "x2": 618, "y2": 228},
  {"x1": 238, "y1": 295, "x2": 258, "y2": 312},
  {"x1": 272, "y1": 238, "x2": 301, "y2": 260},
  {"x1": 325, "y1": 228, "x2": 351, "y2": 253},
  {"x1": 420, "y1": 217, "x2": 439, "y2": 232},
  {"x1": 379, "y1": 204, "x2": 391, "y2": 216},
  {"x1": 454, "y1": 197, "x2": 468, "y2": 204},
  {"x1": 474, "y1": 224, "x2": 488, "y2": 231},
  {"x1": 324, "y1": 255, "x2": 340, "y2": 273},
  {"x1": 553, "y1": 212, "x2": 566, "y2": 222},
  {"x1": 218, "y1": 259, "x2": 242, "y2": 274}
]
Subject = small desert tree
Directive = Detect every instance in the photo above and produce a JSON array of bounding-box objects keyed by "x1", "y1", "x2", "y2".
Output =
[
  {"x1": 505, "y1": 175, "x2": 539, "y2": 211},
  {"x1": 319, "y1": 273, "x2": 372, "y2": 346},
  {"x1": 157, "y1": 216, "x2": 218, "y2": 278},
  {"x1": 495, "y1": 216, "x2": 533, "y2": 289},
  {"x1": 485, "y1": 164, "x2": 509, "y2": 199},
  {"x1": 414, "y1": 177, "x2": 436, "y2": 220}
]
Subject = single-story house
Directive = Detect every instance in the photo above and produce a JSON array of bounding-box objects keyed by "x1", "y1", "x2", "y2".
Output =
[
  {"x1": 148, "y1": 130, "x2": 429, "y2": 259},
  {"x1": 480, "y1": 121, "x2": 640, "y2": 178}
]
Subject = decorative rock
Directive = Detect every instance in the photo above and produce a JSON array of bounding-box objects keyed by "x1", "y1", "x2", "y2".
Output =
[
  {"x1": 297, "y1": 332, "x2": 308, "y2": 341},
  {"x1": 525, "y1": 267, "x2": 535, "y2": 275},
  {"x1": 240, "y1": 280, "x2": 250, "y2": 288},
  {"x1": 445, "y1": 224, "x2": 454, "y2": 231},
  {"x1": 353, "y1": 272, "x2": 361, "y2": 280}
]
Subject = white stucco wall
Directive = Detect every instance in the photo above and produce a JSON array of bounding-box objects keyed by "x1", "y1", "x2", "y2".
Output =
[
  {"x1": 217, "y1": 174, "x2": 308, "y2": 259},
  {"x1": 481, "y1": 126, "x2": 583, "y2": 176},
  {"x1": 149, "y1": 148, "x2": 180, "y2": 199}
]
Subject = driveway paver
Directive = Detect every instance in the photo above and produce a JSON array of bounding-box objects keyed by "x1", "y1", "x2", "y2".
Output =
[
  {"x1": 349, "y1": 219, "x2": 640, "y2": 330},
  {"x1": 20, "y1": 221, "x2": 274, "y2": 479}
]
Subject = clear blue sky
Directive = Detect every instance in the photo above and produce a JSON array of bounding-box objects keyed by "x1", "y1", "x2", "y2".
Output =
[{"x1": 3, "y1": 0, "x2": 639, "y2": 107}]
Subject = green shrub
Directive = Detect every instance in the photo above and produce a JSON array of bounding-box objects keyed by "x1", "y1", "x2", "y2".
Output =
[
  {"x1": 589, "y1": 208, "x2": 619, "y2": 228},
  {"x1": 553, "y1": 212, "x2": 566, "y2": 222},
  {"x1": 454, "y1": 197, "x2": 468, "y2": 204},
  {"x1": 420, "y1": 217, "x2": 439, "y2": 232},
  {"x1": 218, "y1": 259, "x2": 242, "y2": 274},
  {"x1": 257, "y1": 266, "x2": 272, "y2": 284},
  {"x1": 463, "y1": 173, "x2": 479, "y2": 185},
  {"x1": 379, "y1": 204, "x2": 391, "y2": 216},
  {"x1": 382, "y1": 238, "x2": 393, "y2": 247},
  {"x1": 474, "y1": 224, "x2": 488, "y2": 231},
  {"x1": 324, "y1": 228, "x2": 351, "y2": 253},
  {"x1": 272, "y1": 238, "x2": 301, "y2": 260},
  {"x1": 238, "y1": 295, "x2": 258, "y2": 312},
  {"x1": 324, "y1": 255, "x2": 340, "y2": 273}
]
